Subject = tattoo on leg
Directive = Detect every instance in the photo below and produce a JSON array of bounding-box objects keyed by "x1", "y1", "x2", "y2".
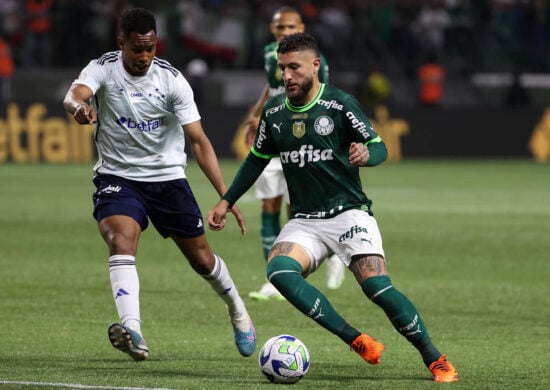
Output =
[
  {"x1": 269, "y1": 242, "x2": 295, "y2": 257},
  {"x1": 350, "y1": 255, "x2": 387, "y2": 278}
]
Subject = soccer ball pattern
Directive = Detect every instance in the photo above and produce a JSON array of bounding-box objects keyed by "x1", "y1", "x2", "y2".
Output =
[{"x1": 258, "y1": 334, "x2": 310, "y2": 384}]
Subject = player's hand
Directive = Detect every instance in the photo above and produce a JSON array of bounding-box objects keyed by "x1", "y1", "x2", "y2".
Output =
[
  {"x1": 228, "y1": 204, "x2": 246, "y2": 235},
  {"x1": 73, "y1": 104, "x2": 97, "y2": 125},
  {"x1": 349, "y1": 142, "x2": 370, "y2": 166},
  {"x1": 208, "y1": 200, "x2": 246, "y2": 235},
  {"x1": 207, "y1": 201, "x2": 229, "y2": 231}
]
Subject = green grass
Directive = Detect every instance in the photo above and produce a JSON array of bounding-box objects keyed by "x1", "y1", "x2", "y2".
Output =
[{"x1": 0, "y1": 159, "x2": 548, "y2": 389}]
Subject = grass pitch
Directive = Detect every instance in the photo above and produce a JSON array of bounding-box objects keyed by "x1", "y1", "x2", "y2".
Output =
[{"x1": 0, "y1": 159, "x2": 548, "y2": 389}]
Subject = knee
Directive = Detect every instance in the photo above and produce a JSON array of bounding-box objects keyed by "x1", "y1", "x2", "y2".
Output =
[
  {"x1": 266, "y1": 255, "x2": 302, "y2": 286},
  {"x1": 105, "y1": 231, "x2": 137, "y2": 254},
  {"x1": 361, "y1": 275, "x2": 393, "y2": 301}
]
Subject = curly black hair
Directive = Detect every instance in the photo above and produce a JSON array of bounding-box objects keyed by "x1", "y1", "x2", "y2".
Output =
[
  {"x1": 119, "y1": 8, "x2": 156, "y2": 37},
  {"x1": 277, "y1": 32, "x2": 319, "y2": 57}
]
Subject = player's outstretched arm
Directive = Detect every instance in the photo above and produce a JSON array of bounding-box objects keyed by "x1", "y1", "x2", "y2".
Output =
[
  {"x1": 63, "y1": 84, "x2": 97, "y2": 125},
  {"x1": 184, "y1": 120, "x2": 247, "y2": 235}
]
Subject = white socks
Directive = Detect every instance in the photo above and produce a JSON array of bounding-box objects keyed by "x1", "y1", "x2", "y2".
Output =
[
  {"x1": 109, "y1": 254, "x2": 142, "y2": 333},
  {"x1": 202, "y1": 255, "x2": 246, "y2": 318},
  {"x1": 108, "y1": 253, "x2": 246, "y2": 333}
]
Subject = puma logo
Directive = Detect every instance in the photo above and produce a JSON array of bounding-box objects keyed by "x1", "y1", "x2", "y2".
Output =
[{"x1": 273, "y1": 122, "x2": 283, "y2": 133}]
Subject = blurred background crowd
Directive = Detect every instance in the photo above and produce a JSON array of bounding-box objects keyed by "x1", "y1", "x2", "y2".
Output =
[
  {"x1": 1, "y1": 0, "x2": 550, "y2": 109},
  {"x1": 2, "y1": 0, "x2": 549, "y2": 74}
]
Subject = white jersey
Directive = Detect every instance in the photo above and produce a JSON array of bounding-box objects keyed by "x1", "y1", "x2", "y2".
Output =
[{"x1": 72, "y1": 51, "x2": 201, "y2": 181}]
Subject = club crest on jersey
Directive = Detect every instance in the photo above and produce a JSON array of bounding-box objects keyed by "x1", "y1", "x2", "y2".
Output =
[
  {"x1": 292, "y1": 121, "x2": 306, "y2": 138},
  {"x1": 314, "y1": 116, "x2": 334, "y2": 136}
]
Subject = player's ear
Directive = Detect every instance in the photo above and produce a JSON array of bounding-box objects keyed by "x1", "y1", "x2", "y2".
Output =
[{"x1": 312, "y1": 57, "x2": 321, "y2": 72}]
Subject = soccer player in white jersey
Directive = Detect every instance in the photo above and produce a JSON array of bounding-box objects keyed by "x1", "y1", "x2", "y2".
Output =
[
  {"x1": 62, "y1": 7, "x2": 255, "y2": 362},
  {"x1": 209, "y1": 33, "x2": 458, "y2": 383}
]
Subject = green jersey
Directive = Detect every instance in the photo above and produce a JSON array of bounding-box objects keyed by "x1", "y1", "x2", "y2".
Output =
[
  {"x1": 263, "y1": 41, "x2": 329, "y2": 97},
  {"x1": 251, "y1": 83, "x2": 386, "y2": 219}
]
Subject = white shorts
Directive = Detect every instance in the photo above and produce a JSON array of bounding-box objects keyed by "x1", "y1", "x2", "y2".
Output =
[
  {"x1": 255, "y1": 158, "x2": 289, "y2": 203},
  {"x1": 274, "y1": 209, "x2": 385, "y2": 276}
]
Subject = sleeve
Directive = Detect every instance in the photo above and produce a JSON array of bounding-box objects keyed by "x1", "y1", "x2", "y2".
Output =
[
  {"x1": 172, "y1": 73, "x2": 201, "y2": 126},
  {"x1": 343, "y1": 93, "x2": 381, "y2": 144},
  {"x1": 365, "y1": 141, "x2": 387, "y2": 167},
  {"x1": 251, "y1": 109, "x2": 280, "y2": 157},
  {"x1": 71, "y1": 59, "x2": 104, "y2": 94},
  {"x1": 342, "y1": 93, "x2": 388, "y2": 166},
  {"x1": 222, "y1": 152, "x2": 270, "y2": 207}
]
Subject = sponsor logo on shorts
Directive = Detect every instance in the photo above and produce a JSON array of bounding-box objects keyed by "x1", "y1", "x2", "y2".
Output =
[
  {"x1": 101, "y1": 185, "x2": 122, "y2": 194},
  {"x1": 338, "y1": 225, "x2": 369, "y2": 242}
]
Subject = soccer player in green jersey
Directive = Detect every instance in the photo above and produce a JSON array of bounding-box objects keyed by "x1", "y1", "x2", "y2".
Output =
[
  {"x1": 244, "y1": 6, "x2": 345, "y2": 301},
  {"x1": 209, "y1": 33, "x2": 458, "y2": 382}
]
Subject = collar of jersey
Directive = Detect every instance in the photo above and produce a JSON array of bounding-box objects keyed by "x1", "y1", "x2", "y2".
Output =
[
  {"x1": 285, "y1": 83, "x2": 325, "y2": 112},
  {"x1": 272, "y1": 42, "x2": 278, "y2": 60}
]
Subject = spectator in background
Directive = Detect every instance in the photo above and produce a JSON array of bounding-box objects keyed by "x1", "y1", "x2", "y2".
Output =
[
  {"x1": 362, "y1": 70, "x2": 392, "y2": 110},
  {"x1": 0, "y1": 0, "x2": 23, "y2": 61},
  {"x1": 0, "y1": 33, "x2": 15, "y2": 107},
  {"x1": 21, "y1": 0, "x2": 54, "y2": 68},
  {"x1": 417, "y1": 51, "x2": 445, "y2": 107},
  {"x1": 185, "y1": 58, "x2": 209, "y2": 106},
  {"x1": 177, "y1": 0, "x2": 247, "y2": 68},
  {"x1": 411, "y1": 0, "x2": 450, "y2": 61}
]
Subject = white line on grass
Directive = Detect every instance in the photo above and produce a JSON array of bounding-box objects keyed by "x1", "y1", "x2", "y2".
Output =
[{"x1": 0, "y1": 381, "x2": 180, "y2": 390}]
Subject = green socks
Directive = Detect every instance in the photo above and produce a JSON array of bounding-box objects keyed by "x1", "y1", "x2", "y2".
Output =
[
  {"x1": 261, "y1": 211, "x2": 280, "y2": 260},
  {"x1": 266, "y1": 256, "x2": 442, "y2": 366},
  {"x1": 267, "y1": 255, "x2": 360, "y2": 344},
  {"x1": 361, "y1": 275, "x2": 441, "y2": 367}
]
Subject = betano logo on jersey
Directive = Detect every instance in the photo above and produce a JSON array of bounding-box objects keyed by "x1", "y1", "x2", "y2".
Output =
[
  {"x1": 280, "y1": 144, "x2": 334, "y2": 168},
  {"x1": 117, "y1": 116, "x2": 164, "y2": 132}
]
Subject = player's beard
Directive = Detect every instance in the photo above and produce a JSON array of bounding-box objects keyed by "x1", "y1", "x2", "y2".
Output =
[{"x1": 286, "y1": 76, "x2": 314, "y2": 106}]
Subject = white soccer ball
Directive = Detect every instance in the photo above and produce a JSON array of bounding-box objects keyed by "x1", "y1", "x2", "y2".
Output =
[{"x1": 258, "y1": 334, "x2": 310, "y2": 384}]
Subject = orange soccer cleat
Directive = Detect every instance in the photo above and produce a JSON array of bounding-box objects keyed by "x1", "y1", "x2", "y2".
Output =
[
  {"x1": 350, "y1": 333, "x2": 384, "y2": 365},
  {"x1": 429, "y1": 354, "x2": 459, "y2": 382}
]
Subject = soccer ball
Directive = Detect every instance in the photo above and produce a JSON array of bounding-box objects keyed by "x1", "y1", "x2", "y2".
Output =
[{"x1": 258, "y1": 334, "x2": 310, "y2": 384}]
